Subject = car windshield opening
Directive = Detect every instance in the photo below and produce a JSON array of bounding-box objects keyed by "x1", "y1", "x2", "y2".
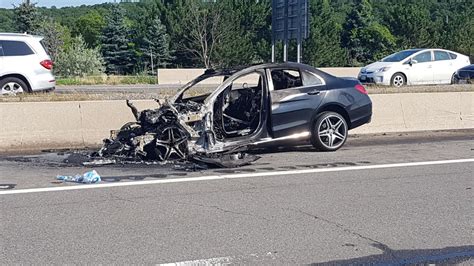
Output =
[
  {"x1": 178, "y1": 74, "x2": 227, "y2": 103},
  {"x1": 381, "y1": 50, "x2": 421, "y2": 62}
]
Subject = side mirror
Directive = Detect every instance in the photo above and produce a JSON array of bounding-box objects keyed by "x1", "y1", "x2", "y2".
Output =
[{"x1": 409, "y1": 59, "x2": 418, "y2": 66}]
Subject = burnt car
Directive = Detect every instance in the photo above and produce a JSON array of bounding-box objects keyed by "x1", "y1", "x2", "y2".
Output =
[
  {"x1": 453, "y1": 64, "x2": 474, "y2": 84},
  {"x1": 98, "y1": 62, "x2": 372, "y2": 164}
]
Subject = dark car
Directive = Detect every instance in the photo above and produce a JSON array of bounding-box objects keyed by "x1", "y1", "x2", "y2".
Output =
[
  {"x1": 99, "y1": 62, "x2": 372, "y2": 164},
  {"x1": 453, "y1": 64, "x2": 474, "y2": 84}
]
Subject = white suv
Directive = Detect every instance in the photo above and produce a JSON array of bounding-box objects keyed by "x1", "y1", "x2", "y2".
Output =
[{"x1": 0, "y1": 33, "x2": 56, "y2": 95}]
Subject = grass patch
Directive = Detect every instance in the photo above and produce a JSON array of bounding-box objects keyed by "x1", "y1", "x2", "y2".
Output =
[{"x1": 56, "y1": 75, "x2": 159, "y2": 85}]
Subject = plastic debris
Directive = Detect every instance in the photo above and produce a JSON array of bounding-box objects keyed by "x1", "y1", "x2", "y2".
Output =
[
  {"x1": 82, "y1": 159, "x2": 116, "y2": 166},
  {"x1": 56, "y1": 170, "x2": 101, "y2": 184}
]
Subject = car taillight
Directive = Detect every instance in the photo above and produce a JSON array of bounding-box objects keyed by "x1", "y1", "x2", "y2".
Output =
[
  {"x1": 355, "y1": 84, "x2": 368, "y2": 95},
  {"x1": 40, "y1": 60, "x2": 53, "y2": 70}
]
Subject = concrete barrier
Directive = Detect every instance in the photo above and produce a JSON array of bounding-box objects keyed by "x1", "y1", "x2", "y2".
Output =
[
  {"x1": 0, "y1": 92, "x2": 472, "y2": 152},
  {"x1": 351, "y1": 92, "x2": 474, "y2": 134},
  {"x1": 157, "y1": 67, "x2": 361, "y2": 84},
  {"x1": 0, "y1": 100, "x2": 158, "y2": 152}
]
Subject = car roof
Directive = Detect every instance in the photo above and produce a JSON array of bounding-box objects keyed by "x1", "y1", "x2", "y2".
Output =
[
  {"x1": 205, "y1": 62, "x2": 330, "y2": 78},
  {"x1": 0, "y1": 33, "x2": 43, "y2": 41}
]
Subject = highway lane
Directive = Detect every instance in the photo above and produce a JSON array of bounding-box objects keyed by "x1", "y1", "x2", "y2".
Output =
[{"x1": 0, "y1": 131, "x2": 473, "y2": 264}]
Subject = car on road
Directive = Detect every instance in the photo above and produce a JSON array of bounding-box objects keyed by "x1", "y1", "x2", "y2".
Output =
[
  {"x1": 453, "y1": 64, "x2": 474, "y2": 84},
  {"x1": 99, "y1": 62, "x2": 372, "y2": 164},
  {"x1": 358, "y1": 48, "x2": 470, "y2": 87},
  {"x1": 0, "y1": 33, "x2": 55, "y2": 95}
]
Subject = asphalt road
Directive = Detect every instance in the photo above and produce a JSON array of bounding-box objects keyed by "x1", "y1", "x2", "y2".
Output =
[{"x1": 1, "y1": 130, "x2": 473, "y2": 264}]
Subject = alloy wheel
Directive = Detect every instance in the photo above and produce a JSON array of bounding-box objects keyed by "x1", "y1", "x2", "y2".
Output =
[
  {"x1": 317, "y1": 115, "x2": 347, "y2": 149},
  {"x1": 154, "y1": 126, "x2": 188, "y2": 161},
  {"x1": 1, "y1": 82, "x2": 24, "y2": 95}
]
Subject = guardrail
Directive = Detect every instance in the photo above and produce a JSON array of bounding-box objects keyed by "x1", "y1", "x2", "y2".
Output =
[{"x1": 0, "y1": 92, "x2": 472, "y2": 152}]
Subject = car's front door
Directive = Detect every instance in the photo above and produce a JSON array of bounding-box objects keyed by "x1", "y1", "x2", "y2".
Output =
[
  {"x1": 208, "y1": 70, "x2": 268, "y2": 144},
  {"x1": 269, "y1": 68, "x2": 326, "y2": 138},
  {"x1": 405, "y1": 50, "x2": 434, "y2": 85}
]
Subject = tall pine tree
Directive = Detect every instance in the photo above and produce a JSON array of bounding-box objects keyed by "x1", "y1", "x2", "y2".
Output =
[
  {"x1": 101, "y1": 5, "x2": 134, "y2": 75},
  {"x1": 141, "y1": 16, "x2": 173, "y2": 73},
  {"x1": 14, "y1": 0, "x2": 39, "y2": 33},
  {"x1": 305, "y1": 0, "x2": 346, "y2": 67},
  {"x1": 341, "y1": 0, "x2": 395, "y2": 65}
]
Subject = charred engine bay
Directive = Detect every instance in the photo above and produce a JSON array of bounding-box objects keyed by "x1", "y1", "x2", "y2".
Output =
[{"x1": 87, "y1": 99, "x2": 260, "y2": 168}]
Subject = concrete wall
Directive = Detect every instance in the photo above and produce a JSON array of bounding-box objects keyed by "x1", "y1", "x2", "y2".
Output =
[
  {"x1": 157, "y1": 67, "x2": 362, "y2": 84},
  {"x1": 0, "y1": 100, "x2": 159, "y2": 152},
  {"x1": 351, "y1": 92, "x2": 474, "y2": 134},
  {"x1": 0, "y1": 92, "x2": 472, "y2": 152}
]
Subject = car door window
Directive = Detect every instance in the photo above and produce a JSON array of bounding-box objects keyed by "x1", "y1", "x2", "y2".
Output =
[
  {"x1": 271, "y1": 69, "x2": 302, "y2": 90},
  {"x1": 448, "y1": 53, "x2": 457, "y2": 59},
  {"x1": 434, "y1": 51, "x2": 451, "y2": 61},
  {"x1": 1, "y1": 40, "x2": 34, "y2": 56},
  {"x1": 412, "y1": 51, "x2": 432, "y2": 63}
]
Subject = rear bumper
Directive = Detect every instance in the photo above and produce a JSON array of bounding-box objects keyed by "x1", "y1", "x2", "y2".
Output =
[
  {"x1": 349, "y1": 102, "x2": 372, "y2": 130},
  {"x1": 29, "y1": 72, "x2": 56, "y2": 92}
]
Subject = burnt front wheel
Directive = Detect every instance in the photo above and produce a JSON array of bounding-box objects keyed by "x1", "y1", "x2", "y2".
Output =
[
  {"x1": 153, "y1": 125, "x2": 189, "y2": 161},
  {"x1": 311, "y1": 112, "x2": 348, "y2": 152}
]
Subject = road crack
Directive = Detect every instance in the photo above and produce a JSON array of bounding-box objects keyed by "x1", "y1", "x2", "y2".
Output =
[
  {"x1": 290, "y1": 208, "x2": 396, "y2": 259},
  {"x1": 173, "y1": 200, "x2": 270, "y2": 221}
]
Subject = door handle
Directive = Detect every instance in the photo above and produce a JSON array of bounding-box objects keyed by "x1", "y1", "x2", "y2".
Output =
[
  {"x1": 427, "y1": 65, "x2": 432, "y2": 68},
  {"x1": 307, "y1": 90, "x2": 320, "y2": 95}
]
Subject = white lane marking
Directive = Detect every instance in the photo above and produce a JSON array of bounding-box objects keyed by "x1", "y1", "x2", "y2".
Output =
[
  {"x1": 0, "y1": 158, "x2": 473, "y2": 196},
  {"x1": 160, "y1": 251, "x2": 277, "y2": 265}
]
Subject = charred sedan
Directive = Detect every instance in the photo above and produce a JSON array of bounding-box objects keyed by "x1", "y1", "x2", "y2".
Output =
[
  {"x1": 453, "y1": 64, "x2": 474, "y2": 84},
  {"x1": 98, "y1": 63, "x2": 372, "y2": 164}
]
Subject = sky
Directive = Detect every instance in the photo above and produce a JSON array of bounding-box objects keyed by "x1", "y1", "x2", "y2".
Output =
[{"x1": 0, "y1": 0, "x2": 113, "y2": 9}]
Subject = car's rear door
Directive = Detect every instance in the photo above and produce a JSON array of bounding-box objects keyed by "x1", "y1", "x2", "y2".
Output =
[
  {"x1": 269, "y1": 68, "x2": 326, "y2": 138},
  {"x1": 1, "y1": 40, "x2": 35, "y2": 76},
  {"x1": 433, "y1": 50, "x2": 455, "y2": 84},
  {"x1": 0, "y1": 42, "x2": 4, "y2": 75}
]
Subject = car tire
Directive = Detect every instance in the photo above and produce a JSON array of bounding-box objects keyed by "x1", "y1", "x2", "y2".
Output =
[
  {"x1": 451, "y1": 73, "x2": 459, "y2": 84},
  {"x1": 310, "y1": 111, "x2": 348, "y2": 152},
  {"x1": 0, "y1": 77, "x2": 30, "y2": 95},
  {"x1": 390, "y1": 73, "x2": 406, "y2": 87}
]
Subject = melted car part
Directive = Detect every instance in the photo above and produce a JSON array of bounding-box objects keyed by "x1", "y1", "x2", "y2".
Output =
[
  {"x1": 192, "y1": 153, "x2": 260, "y2": 168},
  {"x1": 96, "y1": 100, "x2": 191, "y2": 161}
]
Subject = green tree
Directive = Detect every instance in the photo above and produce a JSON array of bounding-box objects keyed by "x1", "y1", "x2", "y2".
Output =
[
  {"x1": 55, "y1": 35, "x2": 105, "y2": 77},
  {"x1": 35, "y1": 18, "x2": 72, "y2": 61},
  {"x1": 73, "y1": 10, "x2": 106, "y2": 48},
  {"x1": 213, "y1": 0, "x2": 271, "y2": 67},
  {"x1": 14, "y1": 1, "x2": 39, "y2": 33},
  {"x1": 341, "y1": 0, "x2": 395, "y2": 65},
  {"x1": 141, "y1": 16, "x2": 173, "y2": 73},
  {"x1": 304, "y1": 0, "x2": 346, "y2": 67},
  {"x1": 100, "y1": 5, "x2": 135, "y2": 74},
  {"x1": 0, "y1": 9, "x2": 15, "y2": 32},
  {"x1": 383, "y1": 3, "x2": 434, "y2": 49}
]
